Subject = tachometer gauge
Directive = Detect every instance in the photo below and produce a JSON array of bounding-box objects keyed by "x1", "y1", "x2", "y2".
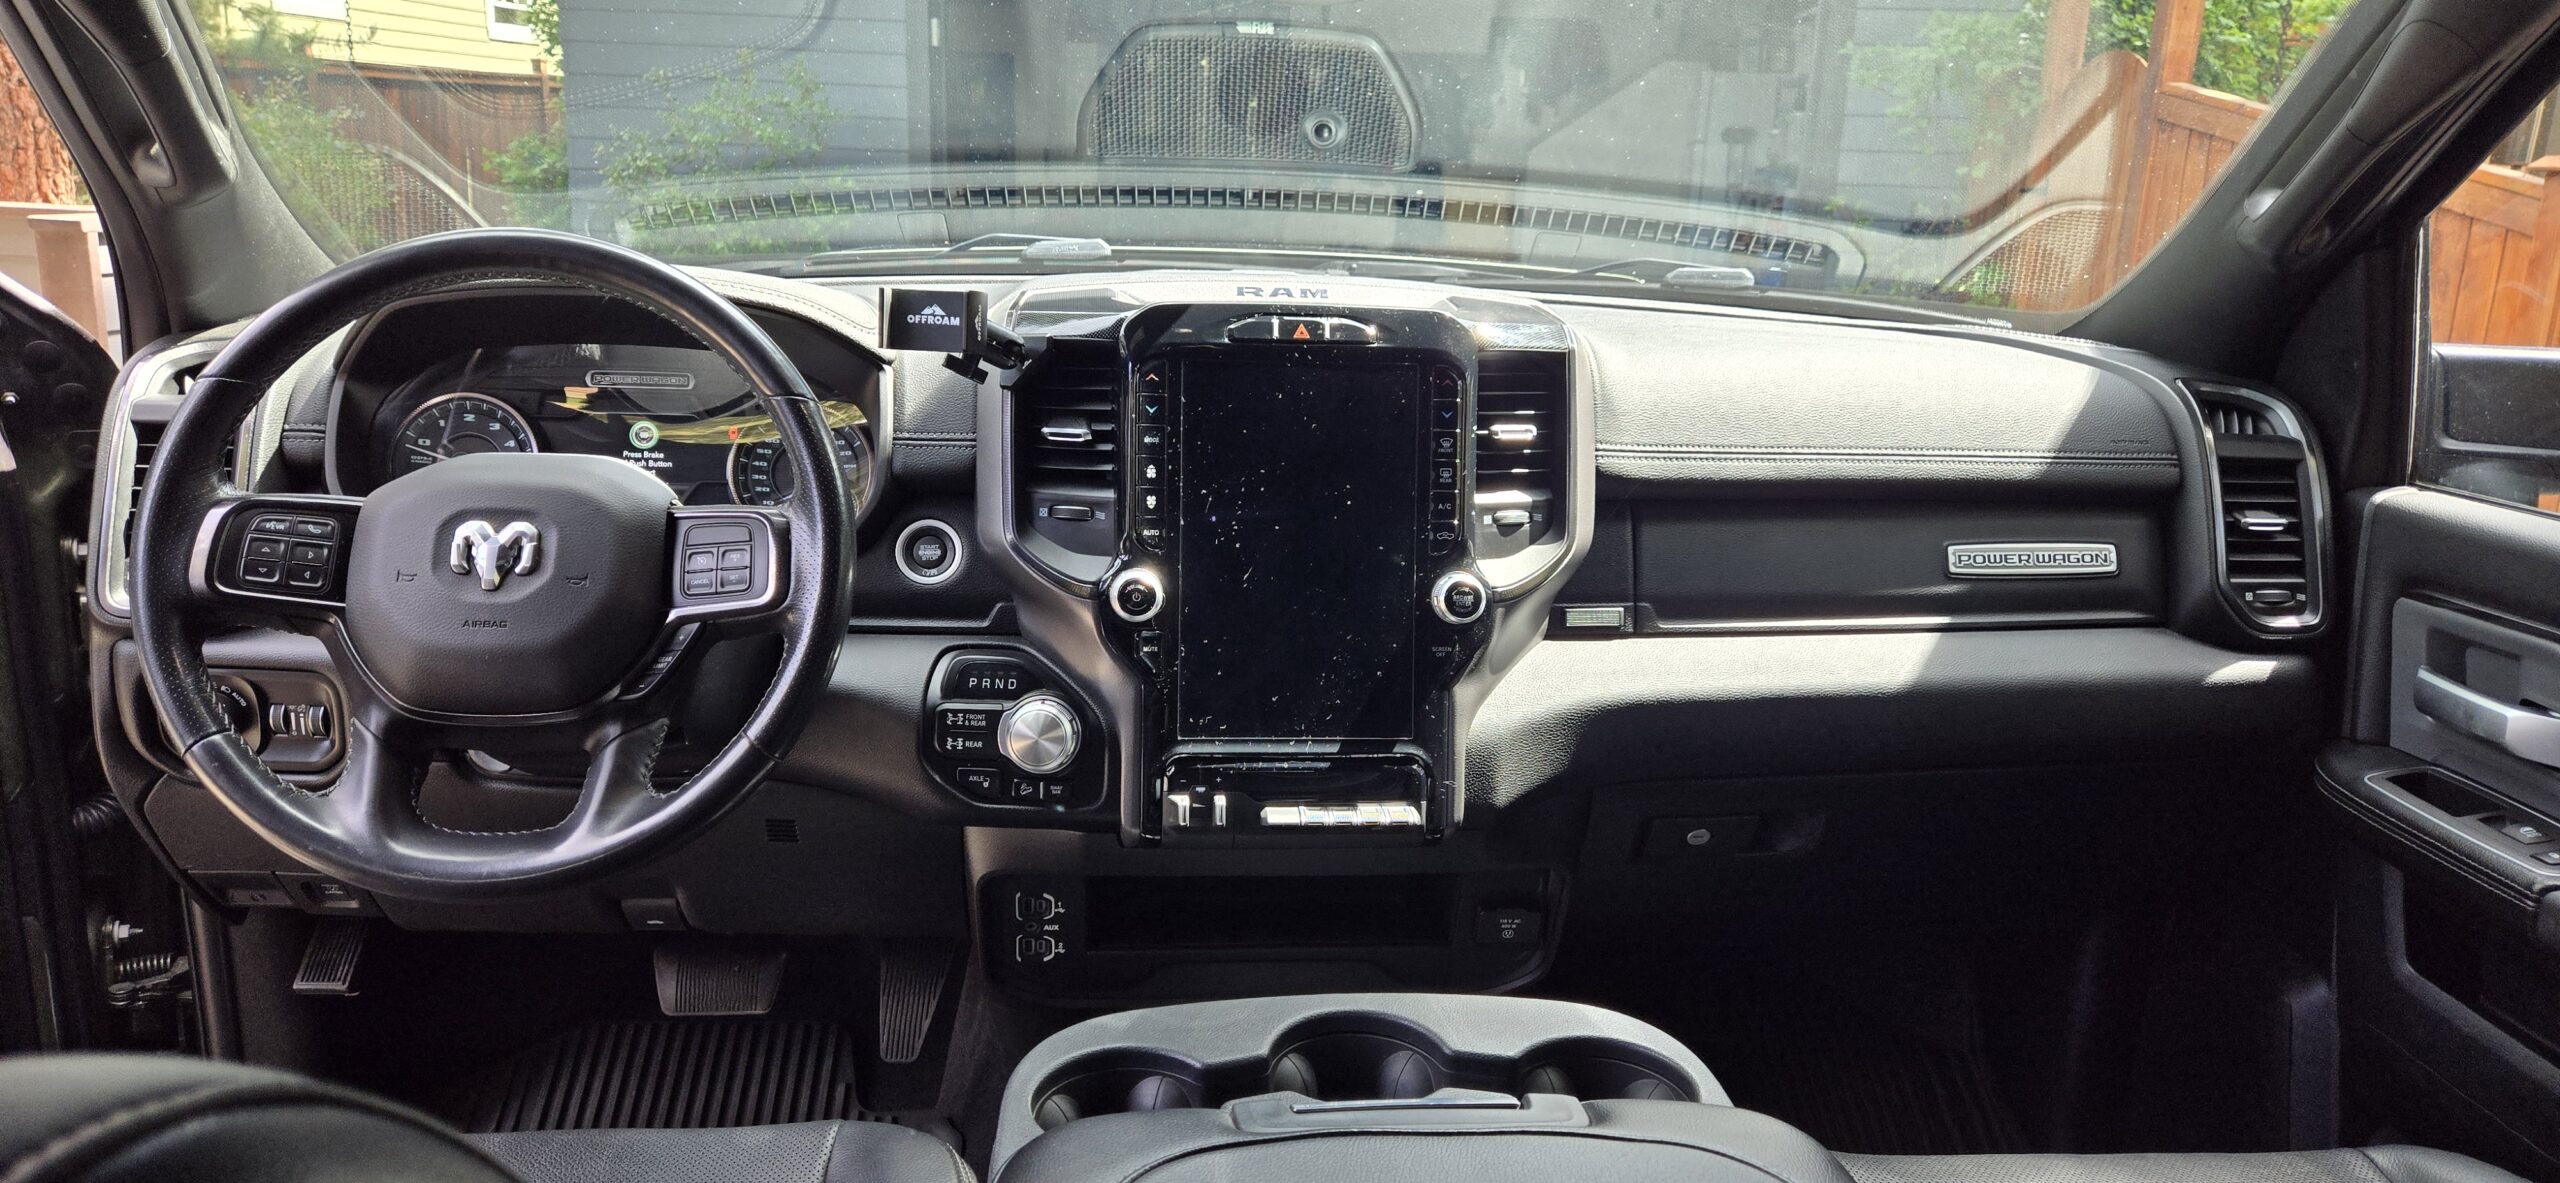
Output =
[
  {"x1": 727, "y1": 427, "x2": 871, "y2": 510},
  {"x1": 388, "y1": 393, "x2": 538, "y2": 475}
]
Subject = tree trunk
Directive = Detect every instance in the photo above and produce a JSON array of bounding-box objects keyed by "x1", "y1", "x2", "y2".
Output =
[{"x1": 0, "y1": 37, "x2": 81, "y2": 205}]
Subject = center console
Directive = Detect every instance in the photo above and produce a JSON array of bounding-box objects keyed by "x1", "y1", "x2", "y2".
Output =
[
  {"x1": 952, "y1": 278, "x2": 1590, "y2": 1000},
  {"x1": 1098, "y1": 305, "x2": 1495, "y2": 847},
  {"x1": 989, "y1": 993, "x2": 1853, "y2": 1183}
]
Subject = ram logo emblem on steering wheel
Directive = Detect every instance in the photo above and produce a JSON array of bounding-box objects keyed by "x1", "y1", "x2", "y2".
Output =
[{"x1": 447, "y1": 520, "x2": 541, "y2": 591}]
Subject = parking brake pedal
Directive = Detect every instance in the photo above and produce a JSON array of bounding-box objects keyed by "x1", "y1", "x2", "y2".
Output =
[
  {"x1": 652, "y1": 943, "x2": 788, "y2": 1016},
  {"x1": 291, "y1": 918, "x2": 368, "y2": 996}
]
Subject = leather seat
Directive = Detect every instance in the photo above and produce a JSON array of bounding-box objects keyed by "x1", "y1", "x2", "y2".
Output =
[
  {"x1": 0, "y1": 1054, "x2": 971, "y2": 1183},
  {"x1": 469, "y1": 1123, "x2": 973, "y2": 1183},
  {"x1": 1835, "y1": 1149, "x2": 2529, "y2": 1183}
]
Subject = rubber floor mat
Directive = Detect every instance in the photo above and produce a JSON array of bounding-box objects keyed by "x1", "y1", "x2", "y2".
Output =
[
  {"x1": 457, "y1": 1020, "x2": 882, "y2": 1133},
  {"x1": 1689, "y1": 1006, "x2": 2027, "y2": 1156}
]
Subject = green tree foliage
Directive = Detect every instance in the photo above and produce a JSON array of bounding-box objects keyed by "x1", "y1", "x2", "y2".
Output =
[
  {"x1": 1852, "y1": 0, "x2": 2351, "y2": 178},
  {"x1": 596, "y1": 54, "x2": 832, "y2": 252},
  {"x1": 193, "y1": 0, "x2": 391, "y2": 252}
]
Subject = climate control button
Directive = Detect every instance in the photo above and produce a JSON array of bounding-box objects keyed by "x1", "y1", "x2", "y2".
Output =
[{"x1": 1107, "y1": 567, "x2": 1164, "y2": 623}]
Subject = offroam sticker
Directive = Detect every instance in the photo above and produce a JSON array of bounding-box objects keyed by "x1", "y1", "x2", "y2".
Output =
[{"x1": 1945, "y1": 542, "x2": 2118, "y2": 578}]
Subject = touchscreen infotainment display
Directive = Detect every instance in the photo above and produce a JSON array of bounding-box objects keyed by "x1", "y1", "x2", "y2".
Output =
[{"x1": 1175, "y1": 359, "x2": 1423, "y2": 740}]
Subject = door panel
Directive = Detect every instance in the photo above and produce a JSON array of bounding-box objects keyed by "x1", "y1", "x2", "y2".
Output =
[{"x1": 2330, "y1": 404, "x2": 2560, "y2": 1177}]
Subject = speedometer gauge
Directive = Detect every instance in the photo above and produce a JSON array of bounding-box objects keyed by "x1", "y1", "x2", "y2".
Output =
[
  {"x1": 728, "y1": 428, "x2": 871, "y2": 510},
  {"x1": 389, "y1": 393, "x2": 537, "y2": 475}
]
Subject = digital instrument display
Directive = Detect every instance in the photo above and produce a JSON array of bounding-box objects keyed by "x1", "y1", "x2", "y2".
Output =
[
  {"x1": 1174, "y1": 359, "x2": 1423, "y2": 740},
  {"x1": 378, "y1": 343, "x2": 867, "y2": 509}
]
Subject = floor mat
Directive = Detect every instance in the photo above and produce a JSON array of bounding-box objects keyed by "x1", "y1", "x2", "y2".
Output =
[
  {"x1": 453, "y1": 1019, "x2": 883, "y2": 1133},
  {"x1": 1681, "y1": 996, "x2": 2029, "y2": 1156}
]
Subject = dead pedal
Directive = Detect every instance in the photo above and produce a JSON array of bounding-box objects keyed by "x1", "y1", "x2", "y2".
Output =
[
  {"x1": 876, "y1": 941, "x2": 952, "y2": 1064},
  {"x1": 652, "y1": 943, "x2": 788, "y2": 1016},
  {"x1": 291, "y1": 917, "x2": 368, "y2": 995}
]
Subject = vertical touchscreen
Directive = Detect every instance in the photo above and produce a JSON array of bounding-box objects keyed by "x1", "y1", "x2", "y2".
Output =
[{"x1": 1174, "y1": 359, "x2": 1423, "y2": 740}]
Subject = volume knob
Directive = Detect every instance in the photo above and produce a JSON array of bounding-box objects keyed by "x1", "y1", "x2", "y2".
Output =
[
  {"x1": 1107, "y1": 567, "x2": 1164, "y2": 623},
  {"x1": 999, "y1": 694, "x2": 1081, "y2": 776}
]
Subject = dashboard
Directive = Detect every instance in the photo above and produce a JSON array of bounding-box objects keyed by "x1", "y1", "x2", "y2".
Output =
[{"x1": 84, "y1": 264, "x2": 2332, "y2": 1002}]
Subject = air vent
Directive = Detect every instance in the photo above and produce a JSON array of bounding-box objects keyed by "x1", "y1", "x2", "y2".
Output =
[
  {"x1": 2205, "y1": 403, "x2": 2277, "y2": 437},
  {"x1": 1473, "y1": 351, "x2": 1567, "y2": 560},
  {"x1": 2215, "y1": 454, "x2": 2310, "y2": 615},
  {"x1": 123, "y1": 421, "x2": 163, "y2": 557},
  {"x1": 2194, "y1": 385, "x2": 2321, "y2": 630},
  {"x1": 1013, "y1": 340, "x2": 1121, "y2": 563}
]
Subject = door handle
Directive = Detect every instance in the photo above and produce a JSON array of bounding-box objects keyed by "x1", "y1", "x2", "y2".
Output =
[{"x1": 2414, "y1": 666, "x2": 2560, "y2": 768}]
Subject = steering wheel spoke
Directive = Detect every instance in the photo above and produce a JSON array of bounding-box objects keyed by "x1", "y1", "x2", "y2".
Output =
[{"x1": 187, "y1": 493, "x2": 364, "y2": 620}]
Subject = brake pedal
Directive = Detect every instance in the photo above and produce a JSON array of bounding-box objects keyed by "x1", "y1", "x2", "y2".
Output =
[
  {"x1": 652, "y1": 943, "x2": 787, "y2": 1016},
  {"x1": 291, "y1": 918, "x2": 368, "y2": 996},
  {"x1": 876, "y1": 941, "x2": 953, "y2": 1064}
]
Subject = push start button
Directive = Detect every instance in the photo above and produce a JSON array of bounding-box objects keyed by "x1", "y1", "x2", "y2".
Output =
[{"x1": 895, "y1": 519, "x2": 962, "y2": 585}]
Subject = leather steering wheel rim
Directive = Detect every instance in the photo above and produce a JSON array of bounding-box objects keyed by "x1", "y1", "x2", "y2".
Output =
[{"x1": 129, "y1": 228, "x2": 850, "y2": 901}]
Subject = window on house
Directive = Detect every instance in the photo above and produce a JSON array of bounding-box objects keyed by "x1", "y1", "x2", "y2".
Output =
[{"x1": 489, "y1": 0, "x2": 538, "y2": 43}]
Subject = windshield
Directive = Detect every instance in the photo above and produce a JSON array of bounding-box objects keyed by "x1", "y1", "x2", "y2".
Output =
[{"x1": 193, "y1": 0, "x2": 2358, "y2": 315}]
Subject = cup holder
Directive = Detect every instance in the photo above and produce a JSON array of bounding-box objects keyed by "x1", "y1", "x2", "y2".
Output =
[{"x1": 1029, "y1": 1016, "x2": 1698, "y2": 1131}]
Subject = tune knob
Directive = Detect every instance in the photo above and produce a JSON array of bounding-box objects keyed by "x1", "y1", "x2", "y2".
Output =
[
  {"x1": 998, "y1": 694, "x2": 1082, "y2": 776},
  {"x1": 1107, "y1": 567, "x2": 1164, "y2": 623}
]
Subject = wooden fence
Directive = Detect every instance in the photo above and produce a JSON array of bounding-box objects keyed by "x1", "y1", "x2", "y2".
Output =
[{"x1": 2102, "y1": 0, "x2": 2557, "y2": 343}]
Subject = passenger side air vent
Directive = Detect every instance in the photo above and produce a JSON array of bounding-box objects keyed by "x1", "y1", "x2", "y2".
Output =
[
  {"x1": 2204, "y1": 402, "x2": 2278, "y2": 437},
  {"x1": 1472, "y1": 351, "x2": 1567, "y2": 562},
  {"x1": 2192, "y1": 383, "x2": 2324, "y2": 632},
  {"x1": 1014, "y1": 340, "x2": 1122, "y2": 567}
]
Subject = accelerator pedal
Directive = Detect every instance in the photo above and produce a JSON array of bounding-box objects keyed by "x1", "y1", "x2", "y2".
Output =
[
  {"x1": 876, "y1": 941, "x2": 953, "y2": 1064},
  {"x1": 291, "y1": 918, "x2": 368, "y2": 996},
  {"x1": 652, "y1": 942, "x2": 788, "y2": 1017}
]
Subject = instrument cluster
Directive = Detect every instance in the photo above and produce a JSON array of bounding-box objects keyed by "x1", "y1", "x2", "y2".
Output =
[{"x1": 371, "y1": 342, "x2": 873, "y2": 514}]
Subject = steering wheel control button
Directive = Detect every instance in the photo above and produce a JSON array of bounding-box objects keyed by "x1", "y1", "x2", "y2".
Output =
[
  {"x1": 894, "y1": 520, "x2": 963, "y2": 585},
  {"x1": 998, "y1": 694, "x2": 1081, "y2": 776},
  {"x1": 245, "y1": 536, "x2": 287, "y2": 561},
  {"x1": 241, "y1": 558, "x2": 283, "y2": 584},
  {"x1": 1107, "y1": 568, "x2": 1164, "y2": 623},
  {"x1": 1432, "y1": 571, "x2": 1489, "y2": 624}
]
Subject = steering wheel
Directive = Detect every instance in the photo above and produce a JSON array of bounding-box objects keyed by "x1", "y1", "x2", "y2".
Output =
[{"x1": 128, "y1": 229, "x2": 850, "y2": 901}]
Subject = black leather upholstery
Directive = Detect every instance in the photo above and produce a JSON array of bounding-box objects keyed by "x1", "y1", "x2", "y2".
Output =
[
  {"x1": 0, "y1": 1054, "x2": 970, "y2": 1183},
  {"x1": 0, "y1": 1053, "x2": 514, "y2": 1183},
  {"x1": 1835, "y1": 1147, "x2": 2530, "y2": 1183},
  {"x1": 469, "y1": 1121, "x2": 974, "y2": 1183},
  {"x1": 995, "y1": 1098, "x2": 1853, "y2": 1183}
]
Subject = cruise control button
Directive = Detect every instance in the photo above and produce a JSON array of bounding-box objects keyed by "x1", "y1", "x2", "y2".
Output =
[
  {"x1": 717, "y1": 569, "x2": 750, "y2": 592},
  {"x1": 718, "y1": 546, "x2": 751, "y2": 571},
  {"x1": 683, "y1": 571, "x2": 717, "y2": 596},
  {"x1": 684, "y1": 548, "x2": 717, "y2": 572}
]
